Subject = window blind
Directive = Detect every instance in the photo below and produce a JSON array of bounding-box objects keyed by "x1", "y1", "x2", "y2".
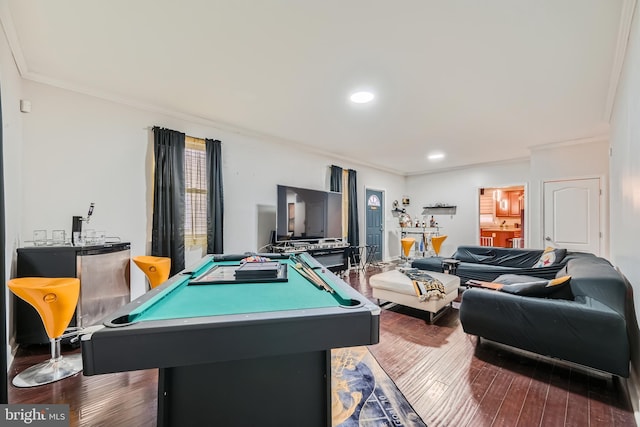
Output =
[{"x1": 185, "y1": 136, "x2": 207, "y2": 249}]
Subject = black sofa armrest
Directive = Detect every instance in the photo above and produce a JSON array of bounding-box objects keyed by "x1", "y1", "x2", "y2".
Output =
[
  {"x1": 459, "y1": 289, "x2": 630, "y2": 377},
  {"x1": 455, "y1": 264, "x2": 564, "y2": 283},
  {"x1": 454, "y1": 246, "x2": 545, "y2": 267}
]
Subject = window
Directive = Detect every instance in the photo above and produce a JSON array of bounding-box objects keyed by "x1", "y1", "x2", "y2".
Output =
[{"x1": 185, "y1": 136, "x2": 207, "y2": 250}]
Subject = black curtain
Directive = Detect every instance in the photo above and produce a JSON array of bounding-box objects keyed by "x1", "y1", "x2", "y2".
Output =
[
  {"x1": 152, "y1": 127, "x2": 185, "y2": 275},
  {"x1": 0, "y1": 87, "x2": 7, "y2": 403},
  {"x1": 347, "y1": 169, "x2": 359, "y2": 246},
  {"x1": 330, "y1": 165, "x2": 342, "y2": 192},
  {"x1": 205, "y1": 139, "x2": 224, "y2": 254}
]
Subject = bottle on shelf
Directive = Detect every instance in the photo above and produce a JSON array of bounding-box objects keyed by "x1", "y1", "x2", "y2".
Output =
[{"x1": 429, "y1": 216, "x2": 436, "y2": 227}]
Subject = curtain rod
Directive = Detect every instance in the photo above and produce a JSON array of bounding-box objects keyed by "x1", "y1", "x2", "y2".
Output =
[
  {"x1": 145, "y1": 126, "x2": 223, "y2": 143},
  {"x1": 330, "y1": 164, "x2": 356, "y2": 172}
]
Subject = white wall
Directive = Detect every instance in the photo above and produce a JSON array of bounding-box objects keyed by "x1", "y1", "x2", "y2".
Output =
[
  {"x1": 404, "y1": 139, "x2": 611, "y2": 260},
  {"x1": 610, "y1": 0, "x2": 640, "y2": 376},
  {"x1": 529, "y1": 139, "x2": 610, "y2": 254},
  {"x1": 1, "y1": 13, "x2": 24, "y2": 365},
  {"x1": 18, "y1": 81, "x2": 405, "y2": 299},
  {"x1": 405, "y1": 159, "x2": 530, "y2": 257}
]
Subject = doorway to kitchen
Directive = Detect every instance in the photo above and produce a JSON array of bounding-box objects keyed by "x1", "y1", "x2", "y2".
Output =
[{"x1": 479, "y1": 185, "x2": 526, "y2": 248}]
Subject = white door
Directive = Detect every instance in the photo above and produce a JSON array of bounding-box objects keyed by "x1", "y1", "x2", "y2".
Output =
[{"x1": 543, "y1": 178, "x2": 600, "y2": 255}]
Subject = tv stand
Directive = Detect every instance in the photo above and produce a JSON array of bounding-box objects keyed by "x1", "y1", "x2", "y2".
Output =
[{"x1": 269, "y1": 240, "x2": 349, "y2": 273}]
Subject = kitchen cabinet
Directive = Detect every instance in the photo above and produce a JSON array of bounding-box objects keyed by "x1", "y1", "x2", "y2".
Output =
[
  {"x1": 509, "y1": 192, "x2": 522, "y2": 216},
  {"x1": 495, "y1": 191, "x2": 522, "y2": 217},
  {"x1": 495, "y1": 198, "x2": 508, "y2": 216}
]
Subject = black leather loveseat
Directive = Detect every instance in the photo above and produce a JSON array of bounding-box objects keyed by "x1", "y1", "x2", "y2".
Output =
[
  {"x1": 459, "y1": 252, "x2": 631, "y2": 377},
  {"x1": 412, "y1": 245, "x2": 568, "y2": 284}
]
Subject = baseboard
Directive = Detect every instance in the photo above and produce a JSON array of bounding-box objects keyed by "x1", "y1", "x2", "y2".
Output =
[{"x1": 626, "y1": 366, "x2": 640, "y2": 425}]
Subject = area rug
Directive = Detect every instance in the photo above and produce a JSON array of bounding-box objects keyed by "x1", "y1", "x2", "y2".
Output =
[{"x1": 331, "y1": 346, "x2": 427, "y2": 427}]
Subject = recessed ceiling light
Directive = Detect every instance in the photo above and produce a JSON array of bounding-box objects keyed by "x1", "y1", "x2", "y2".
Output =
[
  {"x1": 350, "y1": 91, "x2": 375, "y2": 103},
  {"x1": 428, "y1": 153, "x2": 445, "y2": 161}
]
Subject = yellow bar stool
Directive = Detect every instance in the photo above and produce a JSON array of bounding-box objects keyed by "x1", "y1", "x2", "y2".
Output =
[
  {"x1": 133, "y1": 256, "x2": 171, "y2": 289},
  {"x1": 8, "y1": 277, "x2": 82, "y2": 387},
  {"x1": 400, "y1": 237, "x2": 415, "y2": 268},
  {"x1": 431, "y1": 235, "x2": 448, "y2": 256}
]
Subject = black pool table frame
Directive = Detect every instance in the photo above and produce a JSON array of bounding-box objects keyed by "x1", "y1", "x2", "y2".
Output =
[{"x1": 81, "y1": 254, "x2": 380, "y2": 427}]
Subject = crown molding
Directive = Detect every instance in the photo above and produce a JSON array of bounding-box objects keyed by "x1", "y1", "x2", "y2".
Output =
[
  {"x1": 0, "y1": 0, "x2": 406, "y2": 178},
  {"x1": 529, "y1": 133, "x2": 610, "y2": 152},
  {"x1": 405, "y1": 156, "x2": 531, "y2": 177},
  {"x1": 604, "y1": 0, "x2": 637, "y2": 121},
  {"x1": 0, "y1": 0, "x2": 28, "y2": 75},
  {"x1": 22, "y1": 69, "x2": 407, "y2": 176},
  {"x1": 21, "y1": 68, "x2": 590, "y2": 179},
  {"x1": 1, "y1": 1, "x2": 625, "y2": 179},
  {"x1": 407, "y1": 133, "x2": 611, "y2": 177}
]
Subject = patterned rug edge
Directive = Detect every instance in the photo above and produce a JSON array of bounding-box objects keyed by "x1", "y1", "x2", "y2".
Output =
[{"x1": 332, "y1": 346, "x2": 427, "y2": 427}]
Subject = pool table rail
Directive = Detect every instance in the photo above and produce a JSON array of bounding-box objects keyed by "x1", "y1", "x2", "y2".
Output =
[
  {"x1": 81, "y1": 253, "x2": 380, "y2": 376},
  {"x1": 81, "y1": 303, "x2": 380, "y2": 375}
]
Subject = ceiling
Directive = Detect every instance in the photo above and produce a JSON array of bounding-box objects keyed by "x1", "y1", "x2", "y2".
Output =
[{"x1": 1, "y1": 0, "x2": 633, "y2": 175}]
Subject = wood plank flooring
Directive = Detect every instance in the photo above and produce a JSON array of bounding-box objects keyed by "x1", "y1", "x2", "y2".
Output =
[{"x1": 7, "y1": 263, "x2": 637, "y2": 426}]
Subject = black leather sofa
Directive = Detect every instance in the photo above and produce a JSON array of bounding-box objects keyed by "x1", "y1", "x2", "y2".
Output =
[
  {"x1": 412, "y1": 245, "x2": 568, "y2": 284},
  {"x1": 458, "y1": 251, "x2": 631, "y2": 377}
]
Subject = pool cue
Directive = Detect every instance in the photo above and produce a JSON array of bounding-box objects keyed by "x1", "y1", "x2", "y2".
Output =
[
  {"x1": 305, "y1": 267, "x2": 334, "y2": 294},
  {"x1": 294, "y1": 262, "x2": 335, "y2": 294},
  {"x1": 292, "y1": 263, "x2": 326, "y2": 290},
  {"x1": 293, "y1": 257, "x2": 335, "y2": 294}
]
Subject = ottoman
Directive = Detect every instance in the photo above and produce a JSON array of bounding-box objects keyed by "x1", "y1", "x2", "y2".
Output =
[{"x1": 369, "y1": 269, "x2": 460, "y2": 323}]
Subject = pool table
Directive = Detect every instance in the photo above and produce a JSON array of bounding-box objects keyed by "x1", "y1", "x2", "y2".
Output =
[{"x1": 81, "y1": 253, "x2": 380, "y2": 427}]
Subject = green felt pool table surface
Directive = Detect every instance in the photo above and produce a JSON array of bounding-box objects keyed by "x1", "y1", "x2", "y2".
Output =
[
  {"x1": 127, "y1": 256, "x2": 353, "y2": 323},
  {"x1": 81, "y1": 253, "x2": 380, "y2": 427}
]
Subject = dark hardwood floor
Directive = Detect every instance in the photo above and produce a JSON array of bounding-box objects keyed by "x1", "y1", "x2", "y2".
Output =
[{"x1": 8, "y1": 263, "x2": 637, "y2": 426}]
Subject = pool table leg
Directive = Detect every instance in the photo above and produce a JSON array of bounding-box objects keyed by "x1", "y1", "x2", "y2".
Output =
[{"x1": 157, "y1": 350, "x2": 331, "y2": 427}]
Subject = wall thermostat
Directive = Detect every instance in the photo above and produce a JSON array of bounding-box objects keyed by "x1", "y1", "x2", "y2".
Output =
[{"x1": 20, "y1": 99, "x2": 31, "y2": 113}]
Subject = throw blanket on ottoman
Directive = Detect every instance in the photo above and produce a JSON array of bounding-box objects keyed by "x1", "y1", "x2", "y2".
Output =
[{"x1": 404, "y1": 270, "x2": 446, "y2": 301}]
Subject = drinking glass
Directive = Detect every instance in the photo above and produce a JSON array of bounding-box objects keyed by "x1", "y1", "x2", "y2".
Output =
[
  {"x1": 52, "y1": 230, "x2": 66, "y2": 246},
  {"x1": 84, "y1": 229, "x2": 96, "y2": 245},
  {"x1": 33, "y1": 230, "x2": 47, "y2": 246}
]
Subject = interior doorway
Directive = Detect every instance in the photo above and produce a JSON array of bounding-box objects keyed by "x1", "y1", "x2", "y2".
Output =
[{"x1": 479, "y1": 185, "x2": 526, "y2": 248}]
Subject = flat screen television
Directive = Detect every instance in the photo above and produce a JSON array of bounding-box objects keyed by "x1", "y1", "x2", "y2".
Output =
[{"x1": 276, "y1": 185, "x2": 343, "y2": 243}]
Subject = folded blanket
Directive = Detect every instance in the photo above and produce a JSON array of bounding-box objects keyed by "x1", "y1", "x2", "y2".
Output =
[{"x1": 405, "y1": 270, "x2": 446, "y2": 301}]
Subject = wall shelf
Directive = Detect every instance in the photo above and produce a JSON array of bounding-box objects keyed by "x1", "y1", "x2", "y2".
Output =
[{"x1": 422, "y1": 205, "x2": 457, "y2": 215}]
